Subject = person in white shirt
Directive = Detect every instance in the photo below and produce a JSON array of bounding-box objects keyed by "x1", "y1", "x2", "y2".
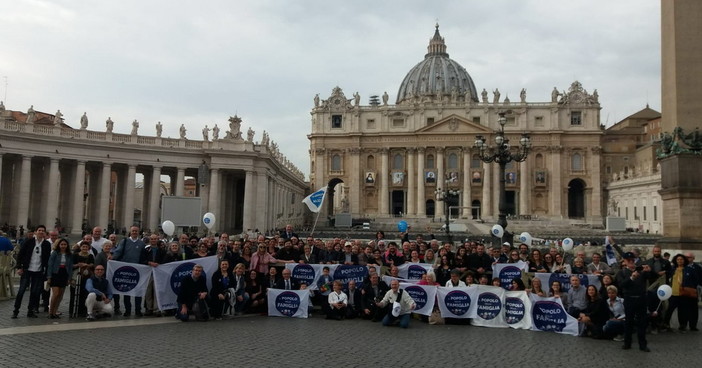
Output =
[
  {"x1": 376, "y1": 279, "x2": 416, "y2": 328},
  {"x1": 327, "y1": 280, "x2": 348, "y2": 320},
  {"x1": 445, "y1": 269, "x2": 466, "y2": 288}
]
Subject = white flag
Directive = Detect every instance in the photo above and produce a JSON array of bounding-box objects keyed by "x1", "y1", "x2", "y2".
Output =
[{"x1": 302, "y1": 186, "x2": 327, "y2": 213}]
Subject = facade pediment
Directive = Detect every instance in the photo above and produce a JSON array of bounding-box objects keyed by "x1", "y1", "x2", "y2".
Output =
[{"x1": 415, "y1": 115, "x2": 492, "y2": 134}]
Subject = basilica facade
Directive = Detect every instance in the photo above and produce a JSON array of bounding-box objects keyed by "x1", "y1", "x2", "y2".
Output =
[{"x1": 308, "y1": 26, "x2": 604, "y2": 225}]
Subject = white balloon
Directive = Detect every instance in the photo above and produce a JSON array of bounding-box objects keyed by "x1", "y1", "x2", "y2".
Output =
[
  {"x1": 203, "y1": 212, "x2": 216, "y2": 229},
  {"x1": 657, "y1": 285, "x2": 673, "y2": 301},
  {"x1": 519, "y1": 232, "x2": 532, "y2": 245},
  {"x1": 161, "y1": 220, "x2": 175, "y2": 236},
  {"x1": 562, "y1": 238, "x2": 574, "y2": 252},
  {"x1": 491, "y1": 224, "x2": 504, "y2": 238}
]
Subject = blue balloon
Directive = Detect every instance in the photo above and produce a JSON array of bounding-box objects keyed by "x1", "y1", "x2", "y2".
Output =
[
  {"x1": 0, "y1": 236, "x2": 13, "y2": 252},
  {"x1": 397, "y1": 220, "x2": 408, "y2": 232}
]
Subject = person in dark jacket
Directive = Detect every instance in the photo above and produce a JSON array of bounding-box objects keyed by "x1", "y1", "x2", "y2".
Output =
[
  {"x1": 616, "y1": 252, "x2": 652, "y2": 352},
  {"x1": 13, "y1": 225, "x2": 51, "y2": 319},
  {"x1": 176, "y1": 264, "x2": 209, "y2": 321}
]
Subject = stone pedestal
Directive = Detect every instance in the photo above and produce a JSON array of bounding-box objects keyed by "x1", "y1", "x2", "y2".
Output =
[{"x1": 657, "y1": 154, "x2": 702, "y2": 250}]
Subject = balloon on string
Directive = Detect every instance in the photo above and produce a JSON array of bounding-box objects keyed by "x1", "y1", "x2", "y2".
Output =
[
  {"x1": 519, "y1": 232, "x2": 532, "y2": 245},
  {"x1": 657, "y1": 285, "x2": 672, "y2": 301},
  {"x1": 397, "y1": 220, "x2": 408, "y2": 233},
  {"x1": 161, "y1": 220, "x2": 175, "y2": 236},
  {"x1": 491, "y1": 224, "x2": 504, "y2": 238},
  {"x1": 203, "y1": 212, "x2": 216, "y2": 230},
  {"x1": 562, "y1": 238, "x2": 574, "y2": 251}
]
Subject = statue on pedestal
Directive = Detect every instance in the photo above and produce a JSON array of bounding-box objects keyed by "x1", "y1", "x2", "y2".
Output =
[
  {"x1": 212, "y1": 124, "x2": 219, "y2": 140},
  {"x1": 551, "y1": 87, "x2": 560, "y2": 103},
  {"x1": 247, "y1": 127, "x2": 255, "y2": 142},
  {"x1": 132, "y1": 120, "x2": 140, "y2": 135},
  {"x1": 520, "y1": 88, "x2": 527, "y2": 103},
  {"x1": 80, "y1": 112, "x2": 89, "y2": 130},
  {"x1": 179, "y1": 124, "x2": 187, "y2": 139},
  {"x1": 492, "y1": 89, "x2": 501, "y2": 104},
  {"x1": 26, "y1": 105, "x2": 36, "y2": 124},
  {"x1": 202, "y1": 125, "x2": 209, "y2": 141},
  {"x1": 382, "y1": 91, "x2": 389, "y2": 105},
  {"x1": 106, "y1": 117, "x2": 114, "y2": 132},
  {"x1": 53, "y1": 110, "x2": 63, "y2": 126},
  {"x1": 481, "y1": 89, "x2": 488, "y2": 103},
  {"x1": 155, "y1": 121, "x2": 161, "y2": 137},
  {"x1": 227, "y1": 115, "x2": 242, "y2": 139},
  {"x1": 314, "y1": 94, "x2": 320, "y2": 107}
]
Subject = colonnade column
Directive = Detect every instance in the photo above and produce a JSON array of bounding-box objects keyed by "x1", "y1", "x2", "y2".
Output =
[
  {"x1": 70, "y1": 160, "x2": 86, "y2": 234},
  {"x1": 148, "y1": 166, "x2": 162, "y2": 232},
  {"x1": 44, "y1": 158, "x2": 60, "y2": 227},
  {"x1": 379, "y1": 148, "x2": 389, "y2": 215},
  {"x1": 407, "y1": 148, "x2": 416, "y2": 216},
  {"x1": 482, "y1": 163, "x2": 492, "y2": 218},
  {"x1": 349, "y1": 148, "x2": 360, "y2": 215},
  {"x1": 208, "y1": 168, "x2": 220, "y2": 231},
  {"x1": 492, "y1": 161, "x2": 500, "y2": 216},
  {"x1": 550, "y1": 147, "x2": 563, "y2": 218},
  {"x1": 256, "y1": 172, "x2": 268, "y2": 231},
  {"x1": 242, "y1": 170, "x2": 255, "y2": 232},
  {"x1": 15, "y1": 156, "x2": 32, "y2": 229},
  {"x1": 175, "y1": 168, "x2": 185, "y2": 196},
  {"x1": 436, "y1": 148, "x2": 445, "y2": 217},
  {"x1": 417, "y1": 148, "x2": 426, "y2": 217},
  {"x1": 462, "y1": 148, "x2": 471, "y2": 218},
  {"x1": 519, "y1": 160, "x2": 529, "y2": 215},
  {"x1": 123, "y1": 164, "x2": 136, "y2": 229},
  {"x1": 98, "y1": 162, "x2": 111, "y2": 229}
]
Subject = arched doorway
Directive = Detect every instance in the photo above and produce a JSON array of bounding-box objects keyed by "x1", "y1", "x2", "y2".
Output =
[
  {"x1": 568, "y1": 179, "x2": 586, "y2": 218},
  {"x1": 471, "y1": 200, "x2": 481, "y2": 219},
  {"x1": 327, "y1": 178, "x2": 344, "y2": 218}
]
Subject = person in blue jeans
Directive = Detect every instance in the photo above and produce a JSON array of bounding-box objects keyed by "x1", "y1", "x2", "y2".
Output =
[{"x1": 376, "y1": 279, "x2": 416, "y2": 328}]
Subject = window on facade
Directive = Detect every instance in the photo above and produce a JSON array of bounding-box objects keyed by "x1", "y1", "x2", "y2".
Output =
[
  {"x1": 392, "y1": 118, "x2": 404, "y2": 127},
  {"x1": 426, "y1": 154, "x2": 435, "y2": 169},
  {"x1": 472, "y1": 117, "x2": 480, "y2": 124},
  {"x1": 571, "y1": 153, "x2": 583, "y2": 171},
  {"x1": 570, "y1": 111, "x2": 582, "y2": 125},
  {"x1": 634, "y1": 207, "x2": 638, "y2": 220},
  {"x1": 606, "y1": 166, "x2": 611, "y2": 174},
  {"x1": 393, "y1": 154, "x2": 404, "y2": 169},
  {"x1": 366, "y1": 119, "x2": 376, "y2": 129},
  {"x1": 535, "y1": 116, "x2": 544, "y2": 127},
  {"x1": 643, "y1": 206, "x2": 647, "y2": 221},
  {"x1": 654, "y1": 206, "x2": 657, "y2": 221},
  {"x1": 506, "y1": 117, "x2": 516, "y2": 126},
  {"x1": 332, "y1": 115, "x2": 342, "y2": 128},
  {"x1": 331, "y1": 154, "x2": 342, "y2": 171},
  {"x1": 426, "y1": 117, "x2": 434, "y2": 125},
  {"x1": 625, "y1": 207, "x2": 628, "y2": 220},
  {"x1": 471, "y1": 154, "x2": 481, "y2": 169},
  {"x1": 447, "y1": 153, "x2": 458, "y2": 169},
  {"x1": 366, "y1": 155, "x2": 375, "y2": 169}
]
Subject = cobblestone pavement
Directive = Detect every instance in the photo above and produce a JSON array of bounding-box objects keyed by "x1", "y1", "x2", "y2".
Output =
[{"x1": 1, "y1": 293, "x2": 701, "y2": 368}]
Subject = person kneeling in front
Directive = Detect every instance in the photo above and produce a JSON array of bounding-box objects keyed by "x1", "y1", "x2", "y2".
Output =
[
  {"x1": 176, "y1": 264, "x2": 209, "y2": 322},
  {"x1": 85, "y1": 265, "x2": 114, "y2": 321},
  {"x1": 376, "y1": 279, "x2": 415, "y2": 328}
]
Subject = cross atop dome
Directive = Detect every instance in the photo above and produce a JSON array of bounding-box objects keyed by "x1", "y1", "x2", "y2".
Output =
[{"x1": 426, "y1": 23, "x2": 448, "y2": 58}]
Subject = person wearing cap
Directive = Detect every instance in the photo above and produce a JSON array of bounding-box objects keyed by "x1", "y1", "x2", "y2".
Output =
[
  {"x1": 341, "y1": 242, "x2": 359, "y2": 265},
  {"x1": 616, "y1": 252, "x2": 652, "y2": 352}
]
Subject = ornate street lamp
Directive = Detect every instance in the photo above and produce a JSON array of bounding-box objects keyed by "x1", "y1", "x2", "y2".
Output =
[
  {"x1": 474, "y1": 112, "x2": 531, "y2": 245},
  {"x1": 435, "y1": 186, "x2": 460, "y2": 244}
]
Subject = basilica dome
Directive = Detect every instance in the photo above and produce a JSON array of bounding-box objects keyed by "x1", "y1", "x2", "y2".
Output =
[{"x1": 396, "y1": 25, "x2": 478, "y2": 104}]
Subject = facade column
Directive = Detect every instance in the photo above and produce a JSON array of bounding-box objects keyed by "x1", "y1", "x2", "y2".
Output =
[
  {"x1": 242, "y1": 170, "x2": 255, "y2": 232},
  {"x1": 462, "y1": 148, "x2": 471, "y2": 218},
  {"x1": 416, "y1": 148, "x2": 426, "y2": 217},
  {"x1": 98, "y1": 162, "x2": 111, "y2": 229},
  {"x1": 519, "y1": 159, "x2": 529, "y2": 215},
  {"x1": 482, "y1": 163, "x2": 492, "y2": 218},
  {"x1": 492, "y1": 161, "x2": 500, "y2": 216},
  {"x1": 550, "y1": 147, "x2": 563, "y2": 218},
  {"x1": 379, "y1": 148, "x2": 389, "y2": 215},
  {"x1": 175, "y1": 168, "x2": 185, "y2": 196},
  {"x1": 44, "y1": 158, "x2": 60, "y2": 228},
  {"x1": 349, "y1": 148, "x2": 361, "y2": 215},
  {"x1": 256, "y1": 172, "x2": 269, "y2": 231},
  {"x1": 589, "y1": 148, "x2": 602, "y2": 222},
  {"x1": 436, "y1": 148, "x2": 445, "y2": 217},
  {"x1": 123, "y1": 164, "x2": 136, "y2": 229},
  {"x1": 70, "y1": 160, "x2": 86, "y2": 235},
  {"x1": 16, "y1": 155, "x2": 32, "y2": 229},
  {"x1": 208, "y1": 168, "x2": 220, "y2": 231},
  {"x1": 148, "y1": 166, "x2": 162, "y2": 232},
  {"x1": 407, "y1": 148, "x2": 416, "y2": 216}
]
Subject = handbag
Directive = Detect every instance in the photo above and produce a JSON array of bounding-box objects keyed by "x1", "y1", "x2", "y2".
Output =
[
  {"x1": 680, "y1": 286, "x2": 698, "y2": 298},
  {"x1": 428, "y1": 308, "x2": 444, "y2": 325}
]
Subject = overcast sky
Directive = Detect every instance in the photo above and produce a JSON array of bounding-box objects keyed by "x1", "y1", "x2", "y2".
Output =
[{"x1": 2, "y1": 0, "x2": 661, "y2": 178}]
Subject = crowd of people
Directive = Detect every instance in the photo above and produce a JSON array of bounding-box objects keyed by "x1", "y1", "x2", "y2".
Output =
[{"x1": 6, "y1": 225, "x2": 701, "y2": 344}]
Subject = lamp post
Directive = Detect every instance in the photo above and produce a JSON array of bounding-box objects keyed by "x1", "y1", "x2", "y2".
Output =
[
  {"x1": 435, "y1": 186, "x2": 460, "y2": 244},
  {"x1": 474, "y1": 112, "x2": 531, "y2": 245}
]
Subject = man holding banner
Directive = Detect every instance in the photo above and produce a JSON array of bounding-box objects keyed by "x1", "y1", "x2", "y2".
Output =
[{"x1": 113, "y1": 226, "x2": 147, "y2": 317}]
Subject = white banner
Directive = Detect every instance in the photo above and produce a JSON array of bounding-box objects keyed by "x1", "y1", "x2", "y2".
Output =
[
  {"x1": 437, "y1": 286, "x2": 479, "y2": 319},
  {"x1": 492, "y1": 261, "x2": 528, "y2": 290},
  {"x1": 532, "y1": 272, "x2": 601, "y2": 293},
  {"x1": 397, "y1": 263, "x2": 433, "y2": 280},
  {"x1": 285, "y1": 263, "x2": 380, "y2": 290},
  {"x1": 504, "y1": 290, "x2": 532, "y2": 330},
  {"x1": 399, "y1": 283, "x2": 437, "y2": 316},
  {"x1": 106, "y1": 260, "x2": 153, "y2": 297},
  {"x1": 267, "y1": 289, "x2": 310, "y2": 318},
  {"x1": 529, "y1": 294, "x2": 579, "y2": 336},
  {"x1": 471, "y1": 285, "x2": 507, "y2": 328},
  {"x1": 152, "y1": 256, "x2": 219, "y2": 311}
]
